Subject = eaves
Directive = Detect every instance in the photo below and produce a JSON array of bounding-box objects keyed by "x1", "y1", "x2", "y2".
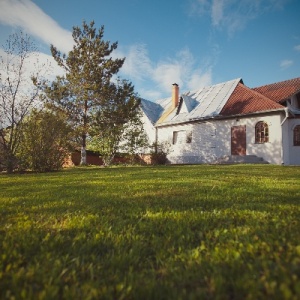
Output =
[{"x1": 155, "y1": 108, "x2": 285, "y2": 128}]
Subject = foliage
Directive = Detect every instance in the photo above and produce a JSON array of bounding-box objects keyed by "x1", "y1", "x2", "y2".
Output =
[
  {"x1": 150, "y1": 141, "x2": 170, "y2": 164},
  {"x1": 0, "y1": 165, "x2": 299, "y2": 299},
  {"x1": 0, "y1": 31, "x2": 46, "y2": 173},
  {"x1": 43, "y1": 21, "x2": 134, "y2": 165},
  {"x1": 17, "y1": 109, "x2": 74, "y2": 172},
  {"x1": 121, "y1": 114, "x2": 149, "y2": 165},
  {"x1": 89, "y1": 82, "x2": 148, "y2": 166}
]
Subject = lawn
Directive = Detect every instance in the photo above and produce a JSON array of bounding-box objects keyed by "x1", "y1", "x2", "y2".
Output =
[{"x1": 0, "y1": 165, "x2": 300, "y2": 299}]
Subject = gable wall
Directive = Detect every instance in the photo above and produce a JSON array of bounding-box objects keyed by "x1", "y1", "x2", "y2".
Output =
[
  {"x1": 157, "y1": 113, "x2": 284, "y2": 164},
  {"x1": 141, "y1": 111, "x2": 156, "y2": 145}
]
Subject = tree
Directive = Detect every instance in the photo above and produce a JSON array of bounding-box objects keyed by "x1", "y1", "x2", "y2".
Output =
[
  {"x1": 89, "y1": 79, "x2": 147, "y2": 166},
  {"x1": 44, "y1": 21, "x2": 126, "y2": 165},
  {"x1": 0, "y1": 31, "x2": 45, "y2": 173},
  {"x1": 120, "y1": 113, "x2": 149, "y2": 165},
  {"x1": 17, "y1": 109, "x2": 73, "y2": 172}
]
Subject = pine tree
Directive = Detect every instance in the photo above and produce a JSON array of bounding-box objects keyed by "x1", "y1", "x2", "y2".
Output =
[{"x1": 45, "y1": 21, "x2": 125, "y2": 165}]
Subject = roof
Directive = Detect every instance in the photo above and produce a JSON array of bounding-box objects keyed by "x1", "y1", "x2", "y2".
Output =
[
  {"x1": 187, "y1": 78, "x2": 242, "y2": 120},
  {"x1": 220, "y1": 83, "x2": 284, "y2": 116},
  {"x1": 139, "y1": 77, "x2": 299, "y2": 127},
  {"x1": 155, "y1": 78, "x2": 242, "y2": 125},
  {"x1": 140, "y1": 98, "x2": 163, "y2": 124},
  {"x1": 253, "y1": 77, "x2": 300, "y2": 103}
]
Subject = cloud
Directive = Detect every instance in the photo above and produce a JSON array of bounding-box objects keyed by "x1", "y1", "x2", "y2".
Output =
[
  {"x1": 189, "y1": 0, "x2": 211, "y2": 16},
  {"x1": 0, "y1": 0, "x2": 73, "y2": 53},
  {"x1": 190, "y1": 0, "x2": 290, "y2": 36},
  {"x1": 118, "y1": 44, "x2": 212, "y2": 100},
  {"x1": 294, "y1": 45, "x2": 300, "y2": 52},
  {"x1": 118, "y1": 44, "x2": 153, "y2": 82},
  {"x1": 1, "y1": 48, "x2": 65, "y2": 86},
  {"x1": 211, "y1": 0, "x2": 224, "y2": 26},
  {"x1": 280, "y1": 59, "x2": 293, "y2": 69}
]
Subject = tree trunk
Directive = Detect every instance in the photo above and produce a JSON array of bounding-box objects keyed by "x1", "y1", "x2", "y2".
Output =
[
  {"x1": 6, "y1": 152, "x2": 15, "y2": 174},
  {"x1": 80, "y1": 147, "x2": 87, "y2": 165},
  {"x1": 80, "y1": 134, "x2": 87, "y2": 165}
]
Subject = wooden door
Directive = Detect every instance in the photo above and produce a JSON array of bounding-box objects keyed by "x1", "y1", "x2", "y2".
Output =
[{"x1": 231, "y1": 125, "x2": 246, "y2": 155}]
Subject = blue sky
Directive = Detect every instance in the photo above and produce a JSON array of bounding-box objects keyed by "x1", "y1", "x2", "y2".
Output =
[{"x1": 0, "y1": 0, "x2": 299, "y2": 101}]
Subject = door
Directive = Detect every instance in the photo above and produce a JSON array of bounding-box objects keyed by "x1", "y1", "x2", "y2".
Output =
[{"x1": 231, "y1": 125, "x2": 246, "y2": 155}]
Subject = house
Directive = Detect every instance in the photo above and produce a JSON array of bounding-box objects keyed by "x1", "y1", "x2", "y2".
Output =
[{"x1": 140, "y1": 77, "x2": 300, "y2": 165}]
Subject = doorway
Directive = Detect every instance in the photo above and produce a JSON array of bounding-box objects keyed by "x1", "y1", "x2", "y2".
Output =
[{"x1": 231, "y1": 125, "x2": 246, "y2": 155}]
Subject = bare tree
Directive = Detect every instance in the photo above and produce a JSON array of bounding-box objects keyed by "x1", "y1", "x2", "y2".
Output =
[{"x1": 0, "y1": 31, "x2": 45, "y2": 172}]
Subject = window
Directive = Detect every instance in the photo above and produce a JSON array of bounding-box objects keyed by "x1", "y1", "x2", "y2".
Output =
[
  {"x1": 173, "y1": 130, "x2": 192, "y2": 144},
  {"x1": 255, "y1": 121, "x2": 269, "y2": 143},
  {"x1": 294, "y1": 125, "x2": 300, "y2": 146},
  {"x1": 186, "y1": 131, "x2": 192, "y2": 143},
  {"x1": 296, "y1": 94, "x2": 300, "y2": 109},
  {"x1": 173, "y1": 131, "x2": 178, "y2": 144}
]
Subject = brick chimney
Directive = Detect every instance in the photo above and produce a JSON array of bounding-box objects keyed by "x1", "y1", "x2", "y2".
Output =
[{"x1": 172, "y1": 83, "x2": 179, "y2": 109}]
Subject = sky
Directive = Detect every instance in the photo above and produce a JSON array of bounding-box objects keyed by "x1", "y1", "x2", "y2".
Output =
[{"x1": 0, "y1": 0, "x2": 299, "y2": 101}]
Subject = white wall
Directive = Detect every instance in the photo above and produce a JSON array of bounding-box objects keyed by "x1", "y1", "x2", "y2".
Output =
[
  {"x1": 157, "y1": 112, "x2": 285, "y2": 164},
  {"x1": 141, "y1": 111, "x2": 157, "y2": 146},
  {"x1": 285, "y1": 118, "x2": 300, "y2": 165},
  {"x1": 237, "y1": 114, "x2": 283, "y2": 164}
]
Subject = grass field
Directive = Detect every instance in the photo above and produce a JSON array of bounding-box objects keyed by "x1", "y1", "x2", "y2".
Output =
[{"x1": 0, "y1": 165, "x2": 300, "y2": 299}]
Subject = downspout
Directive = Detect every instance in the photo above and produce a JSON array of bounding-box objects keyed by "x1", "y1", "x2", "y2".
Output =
[
  {"x1": 280, "y1": 107, "x2": 290, "y2": 165},
  {"x1": 155, "y1": 126, "x2": 158, "y2": 154},
  {"x1": 280, "y1": 107, "x2": 289, "y2": 126}
]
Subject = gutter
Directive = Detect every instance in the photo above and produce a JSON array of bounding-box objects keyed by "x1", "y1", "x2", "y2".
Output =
[{"x1": 155, "y1": 108, "x2": 286, "y2": 128}]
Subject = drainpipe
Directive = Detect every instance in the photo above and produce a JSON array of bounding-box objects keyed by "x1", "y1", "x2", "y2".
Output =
[
  {"x1": 280, "y1": 107, "x2": 290, "y2": 165},
  {"x1": 155, "y1": 126, "x2": 158, "y2": 154},
  {"x1": 280, "y1": 107, "x2": 289, "y2": 125}
]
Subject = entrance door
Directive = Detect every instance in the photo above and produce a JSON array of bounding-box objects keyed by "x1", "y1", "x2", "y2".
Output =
[{"x1": 231, "y1": 125, "x2": 246, "y2": 155}]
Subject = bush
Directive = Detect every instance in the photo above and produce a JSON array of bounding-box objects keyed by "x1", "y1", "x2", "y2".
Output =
[
  {"x1": 17, "y1": 109, "x2": 73, "y2": 172},
  {"x1": 150, "y1": 142, "x2": 170, "y2": 165}
]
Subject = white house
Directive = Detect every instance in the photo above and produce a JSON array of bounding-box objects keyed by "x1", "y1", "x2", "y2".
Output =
[{"x1": 140, "y1": 77, "x2": 300, "y2": 165}]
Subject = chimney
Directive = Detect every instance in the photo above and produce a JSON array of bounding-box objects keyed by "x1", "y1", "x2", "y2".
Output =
[{"x1": 172, "y1": 83, "x2": 179, "y2": 109}]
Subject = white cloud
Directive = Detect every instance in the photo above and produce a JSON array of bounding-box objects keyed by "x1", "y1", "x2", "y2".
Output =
[
  {"x1": 294, "y1": 45, "x2": 300, "y2": 52},
  {"x1": 190, "y1": 0, "x2": 290, "y2": 36},
  {"x1": 139, "y1": 88, "x2": 162, "y2": 101},
  {"x1": 187, "y1": 69, "x2": 212, "y2": 91},
  {"x1": 119, "y1": 44, "x2": 153, "y2": 82},
  {"x1": 211, "y1": 0, "x2": 224, "y2": 26},
  {"x1": 1, "y1": 48, "x2": 65, "y2": 87},
  {"x1": 280, "y1": 59, "x2": 293, "y2": 69},
  {"x1": 189, "y1": 0, "x2": 210, "y2": 16},
  {"x1": 118, "y1": 44, "x2": 212, "y2": 100},
  {"x1": 0, "y1": 0, "x2": 73, "y2": 53}
]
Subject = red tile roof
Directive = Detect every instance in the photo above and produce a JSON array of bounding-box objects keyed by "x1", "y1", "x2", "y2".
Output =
[
  {"x1": 220, "y1": 83, "x2": 284, "y2": 116},
  {"x1": 253, "y1": 77, "x2": 300, "y2": 103}
]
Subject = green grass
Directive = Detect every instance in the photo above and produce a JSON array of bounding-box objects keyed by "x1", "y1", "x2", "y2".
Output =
[{"x1": 0, "y1": 165, "x2": 300, "y2": 299}]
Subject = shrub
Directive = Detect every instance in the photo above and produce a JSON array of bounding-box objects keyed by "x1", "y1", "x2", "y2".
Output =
[
  {"x1": 150, "y1": 142, "x2": 170, "y2": 164},
  {"x1": 17, "y1": 109, "x2": 74, "y2": 172}
]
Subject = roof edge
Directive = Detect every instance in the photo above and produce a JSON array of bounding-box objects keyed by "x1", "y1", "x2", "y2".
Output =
[{"x1": 155, "y1": 108, "x2": 286, "y2": 128}]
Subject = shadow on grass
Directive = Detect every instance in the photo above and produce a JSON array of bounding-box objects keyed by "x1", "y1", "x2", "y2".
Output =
[{"x1": 0, "y1": 165, "x2": 300, "y2": 299}]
